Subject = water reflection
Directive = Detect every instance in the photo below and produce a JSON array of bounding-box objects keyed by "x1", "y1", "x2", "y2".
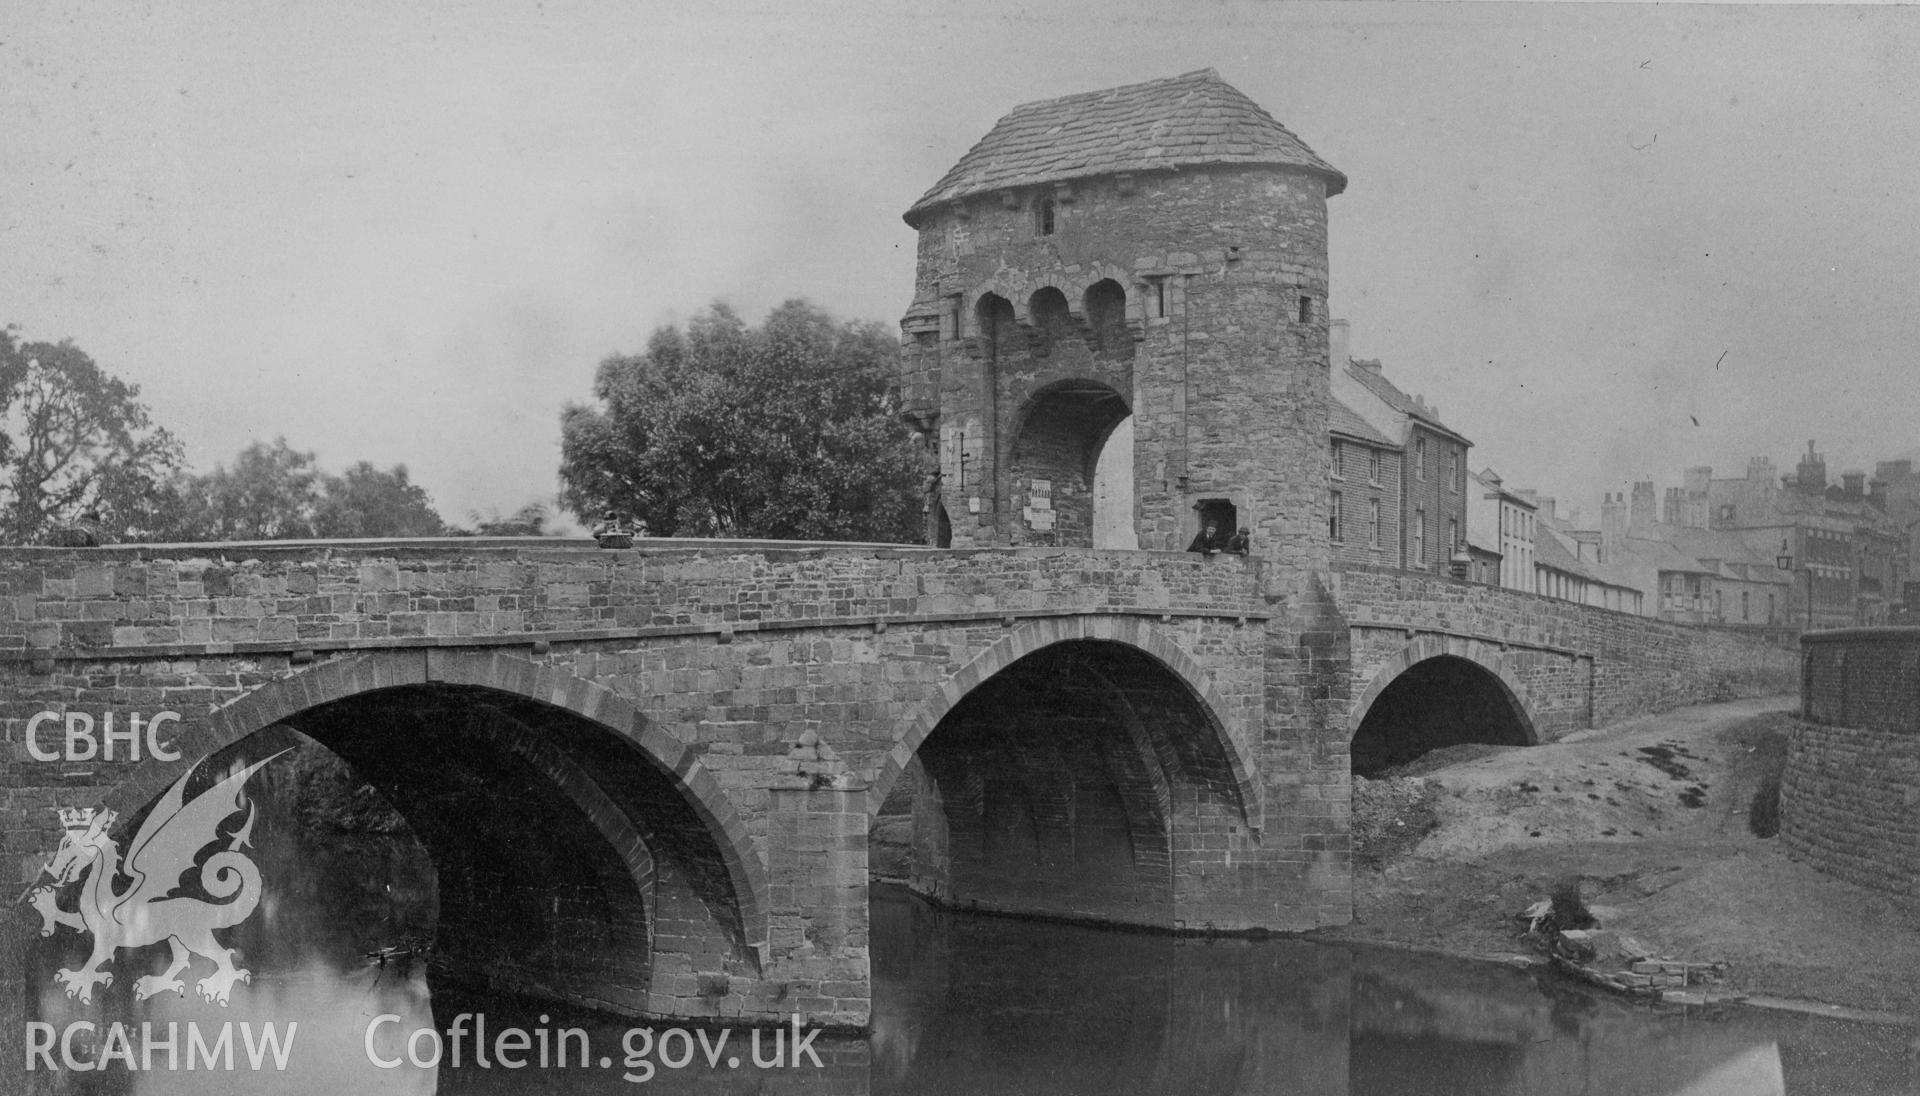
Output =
[
  {"x1": 20, "y1": 748, "x2": 1916, "y2": 1096},
  {"x1": 870, "y1": 890, "x2": 1907, "y2": 1096}
]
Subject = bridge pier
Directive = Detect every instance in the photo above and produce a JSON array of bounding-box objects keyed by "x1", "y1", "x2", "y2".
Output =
[{"x1": 764, "y1": 779, "x2": 871, "y2": 1027}]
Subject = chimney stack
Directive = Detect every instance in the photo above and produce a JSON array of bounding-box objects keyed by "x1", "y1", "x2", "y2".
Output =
[
  {"x1": 1601, "y1": 491, "x2": 1627, "y2": 563},
  {"x1": 1797, "y1": 441, "x2": 1828, "y2": 494},
  {"x1": 1842, "y1": 470, "x2": 1866, "y2": 500},
  {"x1": 1630, "y1": 481, "x2": 1656, "y2": 536},
  {"x1": 1329, "y1": 318, "x2": 1351, "y2": 370}
]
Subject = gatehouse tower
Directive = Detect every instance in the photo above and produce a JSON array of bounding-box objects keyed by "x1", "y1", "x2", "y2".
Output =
[{"x1": 897, "y1": 68, "x2": 1346, "y2": 583}]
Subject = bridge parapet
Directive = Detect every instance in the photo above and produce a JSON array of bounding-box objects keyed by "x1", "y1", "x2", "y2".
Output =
[{"x1": 0, "y1": 540, "x2": 1264, "y2": 664}]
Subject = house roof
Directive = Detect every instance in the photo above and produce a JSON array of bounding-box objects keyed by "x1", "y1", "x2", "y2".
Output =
[
  {"x1": 1328, "y1": 398, "x2": 1397, "y2": 447},
  {"x1": 1644, "y1": 524, "x2": 1793, "y2": 585},
  {"x1": 905, "y1": 69, "x2": 1346, "y2": 225},
  {"x1": 1532, "y1": 525, "x2": 1634, "y2": 592},
  {"x1": 1770, "y1": 486, "x2": 1903, "y2": 532},
  {"x1": 1344, "y1": 362, "x2": 1472, "y2": 446},
  {"x1": 1534, "y1": 525, "x2": 1635, "y2": 591},
  {"x1": 1622, "y1": 536, "x2": 1718, "y2": 576},
  {"x1": 1533, "y1": 525, "x2": 1592, "y2": 577},
  {"x1": 1473, "y1": 467, "x2": 1534, "y2": 508}
]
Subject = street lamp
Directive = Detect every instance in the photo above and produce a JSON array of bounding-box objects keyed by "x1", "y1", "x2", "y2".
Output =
[{"x1": 1777, "y1": 539, "x2": 1813, "y2": 633}]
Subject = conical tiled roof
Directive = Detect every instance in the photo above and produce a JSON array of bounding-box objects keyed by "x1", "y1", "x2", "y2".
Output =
[{"x1": 905, "y1": 69, "x2": 1345, "y2": 226}]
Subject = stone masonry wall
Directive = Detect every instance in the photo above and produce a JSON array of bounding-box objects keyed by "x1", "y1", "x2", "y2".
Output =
[
  {"x1": 1803, "y1": 627, "x2": 1920, "y2": 733},
  {"x1": 1781, "y1": 720, "x2": 1920, "y2": 907},
  {"x1": 1784, "y1": 628, "x2": 1920, "y2": 907}
]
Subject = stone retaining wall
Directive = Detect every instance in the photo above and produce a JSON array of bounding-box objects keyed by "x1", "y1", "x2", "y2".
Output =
[
  {"x1": 1802, "y1": 627, "x2": 1920, "y2": 733},
  {"x1": 1782, "y1": 628, "x2": 1920, "y2": 906}
]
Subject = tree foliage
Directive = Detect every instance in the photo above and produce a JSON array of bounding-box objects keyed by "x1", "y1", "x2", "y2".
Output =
[
  {"x1": 313, "y1": 461, "x2": 446, "y2": 539},
  {"x1": 158, "y1": 438, "x2": 322, "y2": 541},
  {"x1": 559, "y1": 300, "x2": 919, "y2": 541},
  {"x1": 0, "y1": 329, "x2": 184, "y2": 543},
  {"x1": 149, "y1": 439, "x2": 445, "y2": 542}
]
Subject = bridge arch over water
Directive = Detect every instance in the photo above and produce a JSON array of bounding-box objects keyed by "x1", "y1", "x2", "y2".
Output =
[
  {"x1": 869, "y1": 615, "x2": 1262, "y2": 928},
  {"x1": 100, "y1": 649, "x2": 769, "y2": 1017}
]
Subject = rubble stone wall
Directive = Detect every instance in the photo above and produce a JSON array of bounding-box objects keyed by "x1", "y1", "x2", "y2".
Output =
[{"x1": 1784, "y1": 628, "x2": 1920, "y2": 906}]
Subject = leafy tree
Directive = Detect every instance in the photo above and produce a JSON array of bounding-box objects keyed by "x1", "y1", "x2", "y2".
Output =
[
  {"x1": 159, "y1": 438, "x2": 322, "y2": 541},
  {"x1": 559, "y1": 300, "x2": 919, "y2": 541},
  {"x1": 150, "y1": 443, "x2": 448, "y2": 542},
  {"x1": 0, "y1": 328, "x2": 184, "y2": 544},
  {"x1": 314, "y1": 462, "x2": 445, "y2": 538}
]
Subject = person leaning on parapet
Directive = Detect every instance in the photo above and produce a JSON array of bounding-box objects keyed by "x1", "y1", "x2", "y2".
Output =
[
  {"x1": 1187, "y1": 519, "x2": 1232, "y2": 556},
  {"x1": 1226, "y1": 527, "x2": 1250, "y2": 555}
]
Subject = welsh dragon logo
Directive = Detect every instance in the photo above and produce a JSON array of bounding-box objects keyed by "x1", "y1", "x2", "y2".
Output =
[{"x1": 27, "y1": 750, "x2": 289, "y2": 1006}]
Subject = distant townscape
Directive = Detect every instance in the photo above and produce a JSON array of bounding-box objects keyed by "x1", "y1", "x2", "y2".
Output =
[{"x1": 1328, "y1": 323, "x2": 1913, "y2": 631}]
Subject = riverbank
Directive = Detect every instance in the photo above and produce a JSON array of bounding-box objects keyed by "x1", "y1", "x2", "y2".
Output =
[{"x1": 1311, "y1": 696, "x2": 1920, "y2": 1022}]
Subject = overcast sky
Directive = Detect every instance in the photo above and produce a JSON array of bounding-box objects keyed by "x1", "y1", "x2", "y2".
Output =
[{"x1": 6, "y1": 1, "x2": 1916, "y2": 529}]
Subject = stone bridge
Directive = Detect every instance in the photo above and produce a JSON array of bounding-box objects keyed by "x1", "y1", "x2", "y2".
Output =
[{"x1": 1, "y1": 540, "x2": 1795, "y2": 1027}]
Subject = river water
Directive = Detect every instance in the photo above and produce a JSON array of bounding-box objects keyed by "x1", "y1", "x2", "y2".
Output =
[{"x1": 21, "y1": 760, "x2": 1918, "y2": 1095}]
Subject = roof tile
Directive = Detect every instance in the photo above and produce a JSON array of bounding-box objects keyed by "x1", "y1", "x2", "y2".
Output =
[
  {"x1": 906, "y1": 69, "x2": 1345, "y2": 224},
  {"x1": 1328, "y1": 399, "x2": 1397, "y2": 447},
  {"x1": 1344, "y1": 362, "x2": 1469, "y2": 443}
]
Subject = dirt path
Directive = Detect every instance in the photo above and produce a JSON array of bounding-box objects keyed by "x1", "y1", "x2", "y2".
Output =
[{"x1": 1316, "y1": 696, "x2": 1920, "y2": 1018}]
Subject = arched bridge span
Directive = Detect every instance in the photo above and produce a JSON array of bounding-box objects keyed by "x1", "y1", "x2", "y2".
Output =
[{"x1": 2, "y1": 542, "x2": 1796, "y2": 1024}]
